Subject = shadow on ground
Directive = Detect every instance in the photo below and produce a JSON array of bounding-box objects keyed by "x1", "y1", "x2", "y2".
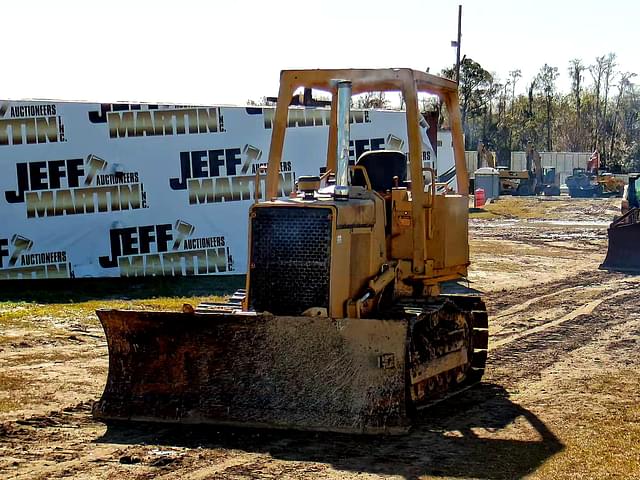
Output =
[
  {"x1": 0, "y1": 275, "x2": 245, "y2": 303},
  {"x1": 97, "y1": 383, "x2": 563, "y2": 480}
]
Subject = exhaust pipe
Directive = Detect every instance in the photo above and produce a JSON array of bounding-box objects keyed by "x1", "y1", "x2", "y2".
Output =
[{"x1": 335, "y1": 80, "x2": 352, "y2": 200}]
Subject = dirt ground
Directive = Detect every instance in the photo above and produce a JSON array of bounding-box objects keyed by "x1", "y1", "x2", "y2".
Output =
[{"x1": 1, "y1": 196, "x2": 639, "y2": 480}]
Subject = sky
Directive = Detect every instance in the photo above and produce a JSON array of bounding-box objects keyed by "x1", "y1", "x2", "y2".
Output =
[{"x1": 3, "y1": 0, "x2": 638, "y2": 105}]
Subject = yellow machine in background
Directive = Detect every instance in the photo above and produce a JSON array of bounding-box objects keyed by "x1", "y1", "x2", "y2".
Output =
[
  {"x1": 498, "y1": 144, "x2": 560, "y2": 196},
  {"x1": 499, "y1": 168, "x2": 530, "y2": 195},
  {"x1": 94, "y1": 69, "x2": 488, "y2": 434},
  {"x1": 598, "y1": 173, "x2": 625, "y2": 196}
]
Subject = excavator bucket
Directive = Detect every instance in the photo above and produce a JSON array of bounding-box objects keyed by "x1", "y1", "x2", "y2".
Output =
[
  {"x1": 600, "y1": 209, "x2": 640, "y2": 273},
  {"x1": 94, "y1": 309, "x2": 411, "y2": 434}
]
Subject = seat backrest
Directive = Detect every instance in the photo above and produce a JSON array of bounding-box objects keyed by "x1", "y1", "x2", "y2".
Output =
[{"x1": 351, "y1": 150, "x2": 407, "y2": 192}]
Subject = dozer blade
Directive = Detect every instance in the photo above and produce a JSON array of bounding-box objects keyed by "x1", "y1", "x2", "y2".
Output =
[
  {"x1": 94, "y1": 310, "x2": 411, "y2": 434},
  {"x1": 601, "y1": 217, "x2": 640, "y2": 273}
]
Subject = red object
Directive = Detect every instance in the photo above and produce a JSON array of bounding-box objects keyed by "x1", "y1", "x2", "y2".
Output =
[
  {"x1": 587, "y1": 151, "x2": 600, "y2": 173},
  {"x1": 474, "y1": 188, "x2": 486, "y2": 208}
]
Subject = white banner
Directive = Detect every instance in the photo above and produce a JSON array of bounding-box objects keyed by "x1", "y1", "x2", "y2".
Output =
[{"x1": 0, "y1": 100, "x2": 451, "y2": 280}]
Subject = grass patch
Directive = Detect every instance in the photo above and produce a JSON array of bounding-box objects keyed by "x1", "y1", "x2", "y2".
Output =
[
  {"x1": 0, "y1": 296, "x2": 226, "y2": 326},
  {"x1": 470, "y1": 196, "x2": 621, "y2": 221},
  {"x1": 0, "y1": 276, "x2": 241, "y2": 328},
  {"x1": 0, "y1": 275, "x2": 244, "y2": 304},
  {"x1": 471, "y1": 197, "x2": 568, "y2": 220},
  {"x1": 469, "y1": 210, "x2": 499, "y2": 219},
  {"x1": 533, "y1": 370, "x2": 640, "y2": 479},
  {"x1": 0, "y1": 371, "x2": 32, "y2": 413}
]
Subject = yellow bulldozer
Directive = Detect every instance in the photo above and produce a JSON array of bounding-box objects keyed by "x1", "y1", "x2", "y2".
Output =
[
  {"x1": 93, "y1": 68, "x2": 488, "y2": 435},
  {"x1": 601, "y1": 174, "x2": 640, "y2": 272}
]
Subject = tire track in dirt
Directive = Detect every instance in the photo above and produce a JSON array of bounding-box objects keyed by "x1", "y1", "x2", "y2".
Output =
[
  {"x1": 485, "y1": 275, "x2": 639, "y2": 390},
  {"x1": 490, "y1": 289, "x2": 632, "y2": 350},
  {"x1": 2, "y1": 272, "x2": 638, "y2": 479},
  {"x1": 483, "y1": 269, "x2": 614, "y2": 316},
  {"x1": 421, "y1": 272, "x2": 639, "y2": 425}
]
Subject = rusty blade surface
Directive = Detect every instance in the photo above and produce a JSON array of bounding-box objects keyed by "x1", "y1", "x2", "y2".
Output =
[
  {"x1": 94, "y1": 310, "x2": 410, "y2": 434},
  {"x1": 601, "y1": 220, "x2": 640, "y2": 273}
]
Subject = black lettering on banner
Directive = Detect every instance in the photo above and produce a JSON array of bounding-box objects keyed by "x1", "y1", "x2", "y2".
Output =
[
  {"x1": 99, "y1": 224, "x2": 174, "y2": 268},
  {"x1": 20, "y1": 251, "x2": 67, "y2": 265},
  {"x1": 261, "y1": 108, "x2": 371, "y2": 129},
  {"x1": 115, "y1": 248, "x2": 231, "y2": 277},
  {"x1": 0, "y1": 116, "x2": 61, "y2": 146},
  {"x1": 0, "y1": 233, "x2": 72, "y2": 279},
  {"x1": 169, "y1": 148, "x2": 243, "y2": 190},
  {"x1": 0, "y1": 239, "x2": 9, "y2": 268},
  {"x1": 5, "y1": 159, "x2": 84, "y2": 203},
  {"x1": 88, "y1": 103, "x2": 147, "y2": 124},
  {"x1": 88, "y1": 103, "x2": 224, "y2": 138},
  {"x1": 98, "y1": 221, "x2": 232, "y2": 276},
  {"x1": 169, "y1": 152, "x2": 192, "y2": 190},
  {"x1": 0, "y1": 103, "x2": 62, "y2": 146},
  {"x1": 167, "y1": 137, "x2": 387, "y2": 206},
  {"x1": 0, "y1": 263, "x2": 73, "y2": 280},
  {"x1": 182, "y1": 236, "x2": 225, "y2": 249},
  {"x1": 4, "y1": 156, "x2": 145, "y2": 218},
  {"x1": 9, "y1": 104, "x2": 57, "y2": 118}
]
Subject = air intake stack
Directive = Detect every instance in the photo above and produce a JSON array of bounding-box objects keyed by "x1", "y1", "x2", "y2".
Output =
[{"x1": 334, "y1": 80, "x2": 352, "y2": 200}]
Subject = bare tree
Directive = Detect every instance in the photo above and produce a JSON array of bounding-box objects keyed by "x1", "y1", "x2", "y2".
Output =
[
  {"x1": 568, "y1": 59, "x2": 585, "y2": 149},
  {"x1": 246, "y1": 97, "x2": 270, "y2": 106},
  {"x1": 609, "y1": 72, "x2": 636, "y2": 165},
  {"x1": 508, "y1": 69, "x2": 522, "y2": 151},
  {"x1": 354, "y1": 92, "x2": 389, "y2": 109},
  {"x1": 589, "y1": 55, "x2": 608, "y2": 151},
  {"x1": 536, "y1": 64, "x2": 559, "y2": 151},
  {"x1": 509, "y1": 69, "x2": 521, "y2": 108},
  {"x1": 600, "y1": 53, "x2": 617, "y2": 161}
]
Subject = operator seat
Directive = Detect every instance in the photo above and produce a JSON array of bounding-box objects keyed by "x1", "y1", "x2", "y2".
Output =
[{"x1": 351, "y1": 150, "x2": 407, "y2": 192}]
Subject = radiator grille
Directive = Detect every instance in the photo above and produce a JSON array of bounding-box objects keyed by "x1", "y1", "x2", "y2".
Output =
[{"x1": 249, "y1": 206, "x2": 332, "y2": 315}]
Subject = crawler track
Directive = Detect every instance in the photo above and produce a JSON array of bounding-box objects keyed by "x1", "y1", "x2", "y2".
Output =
[{"x1": 379, "y1": 295, "x2": 488, "y2": 412}]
